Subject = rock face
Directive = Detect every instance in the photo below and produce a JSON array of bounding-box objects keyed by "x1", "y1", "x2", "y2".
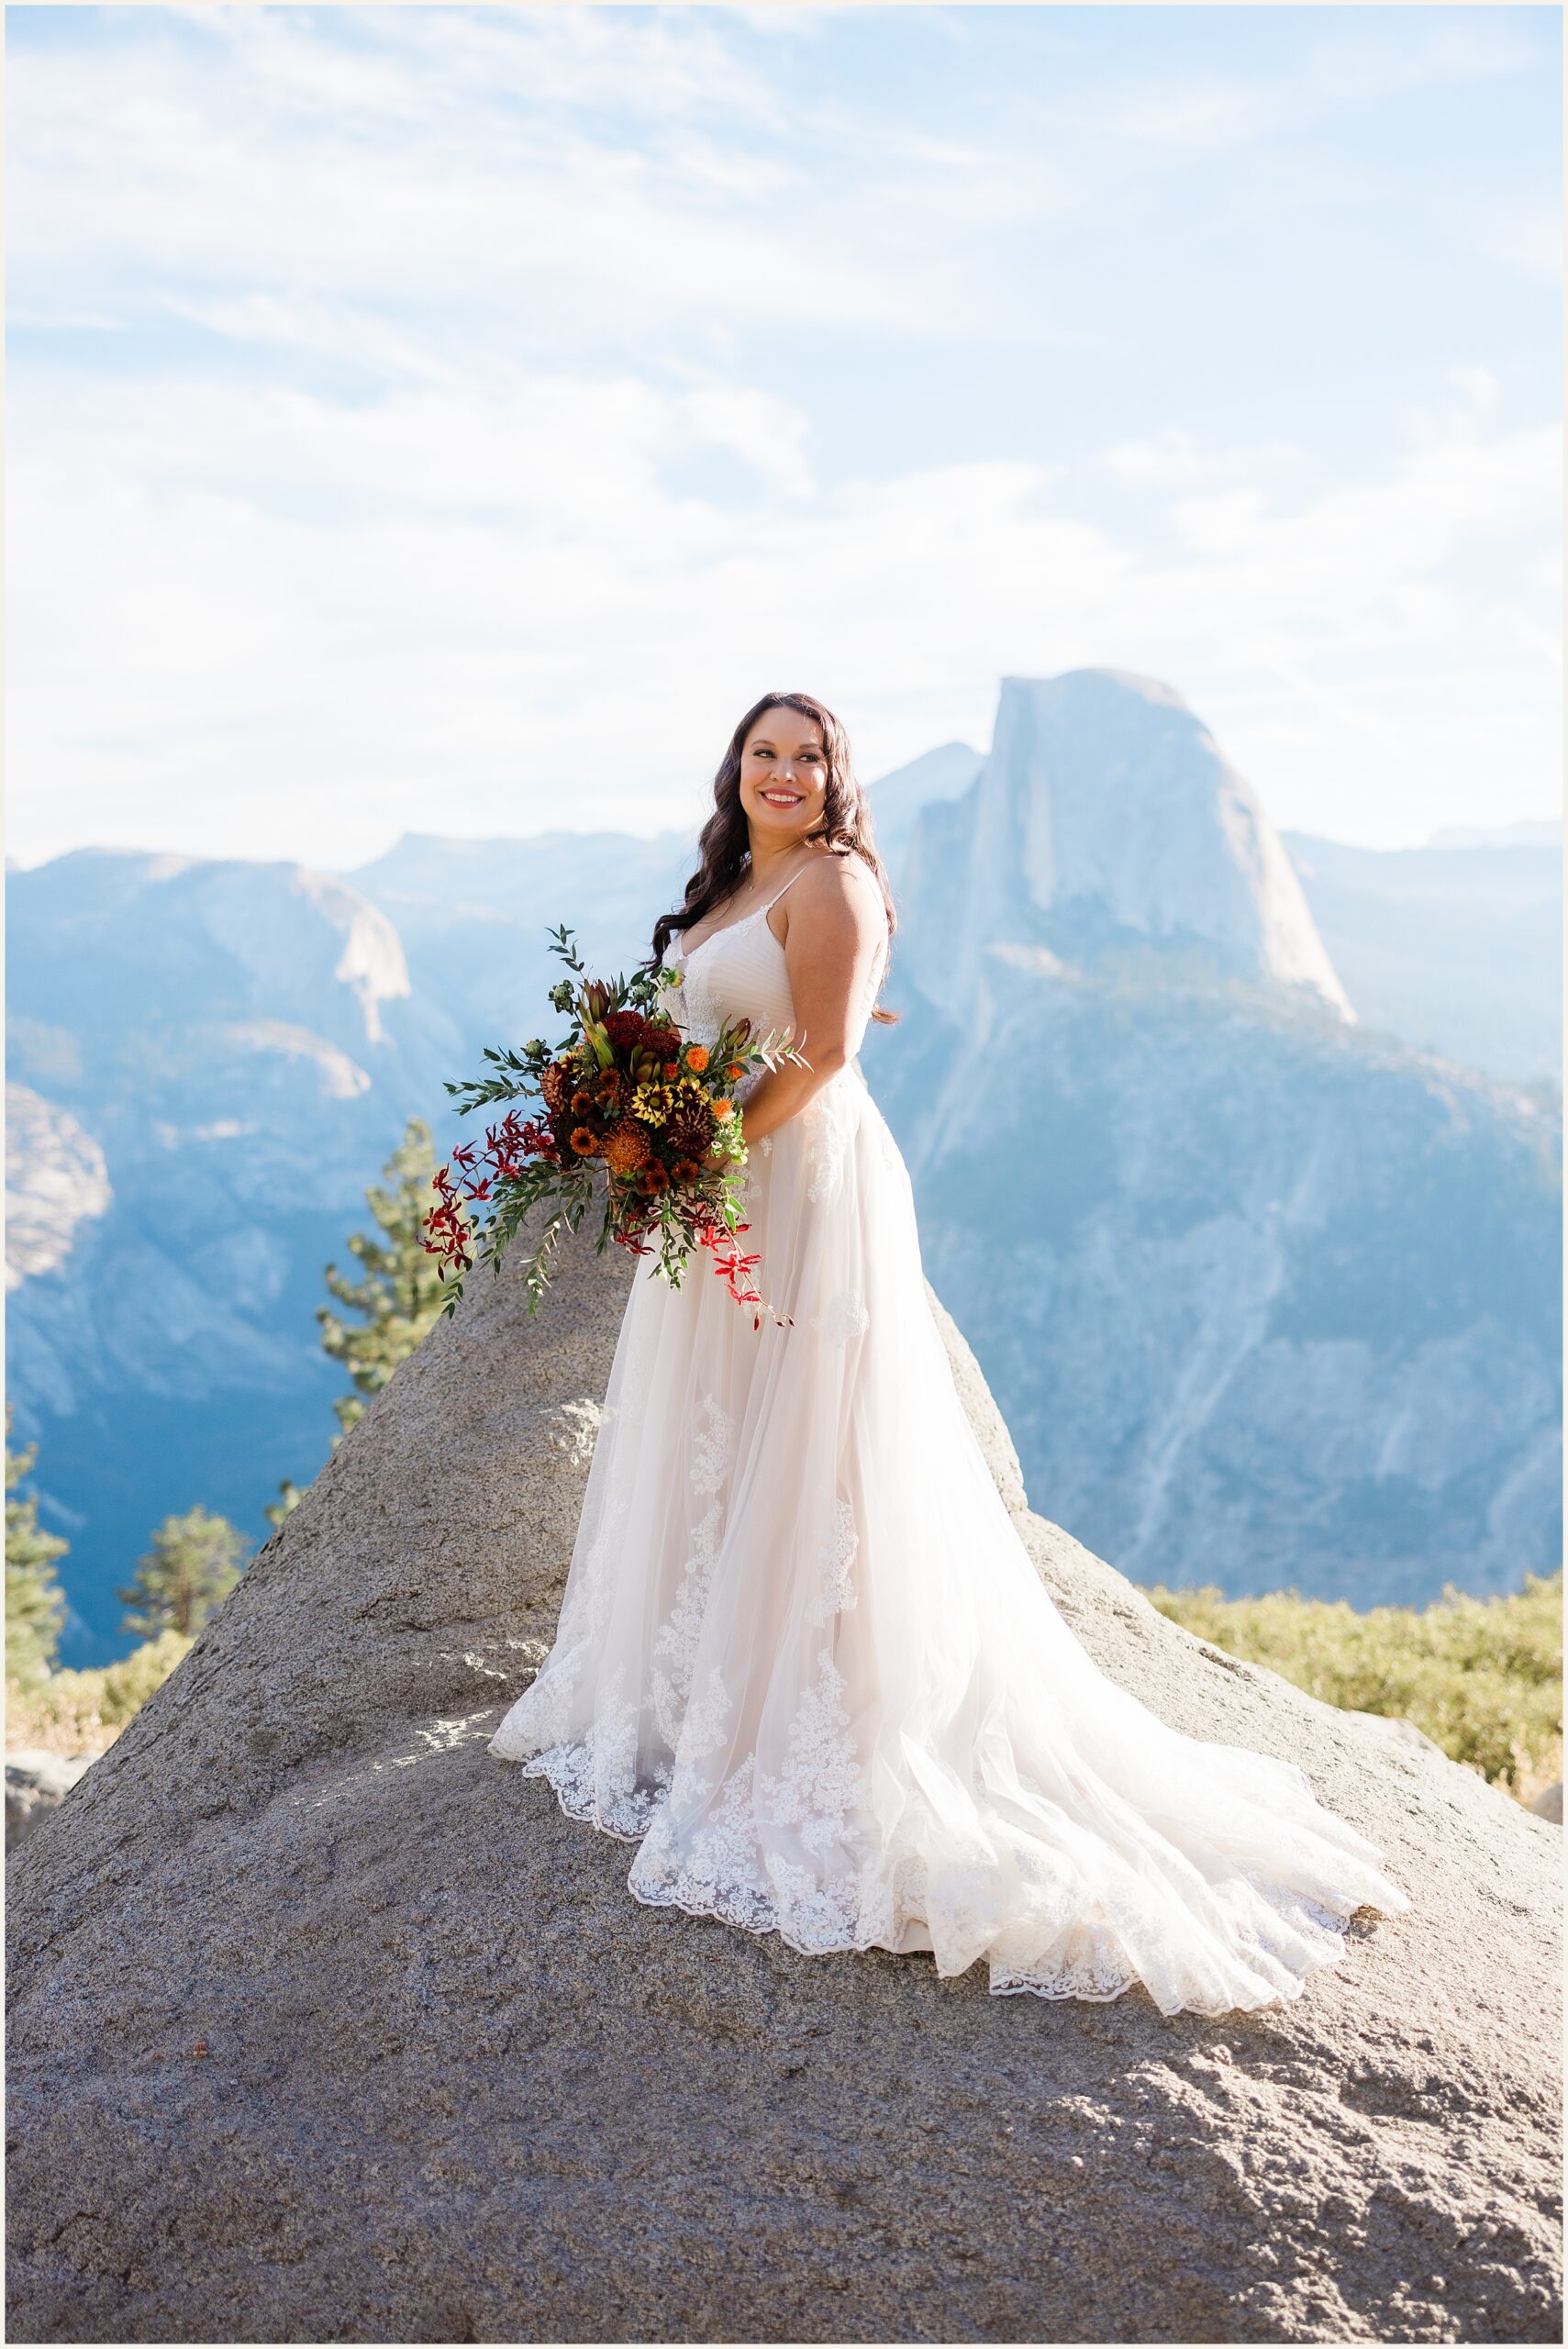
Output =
[
  {"x1": 5, "y1": 834, "x2": 695, "y2": 1663},
  {"x1": 4, "y1": 848, "x2": 462, "y2": 1661},
  {"x1": 861, "y1": 738, "x2": 984, "y2": 873},
  {"x1": 4, "y1": 1085, "x2": 111, "y2": 1293},
  {"x1": 897, "y1": 670, "x2": 1353, "y2": 1020},
  {"x1": 6, "y1": 1218, "x2": 1561, "y2": 2345},
  {"x1": 867, "y1": 674, "x2": 1562, "y2": 1609},
  {"x1": 12, "y1": 700, "x2": 1561, "y2": 1656},
  {"x1": 1282, "y1": 828, "x2": 1562, "y2": 1086}
]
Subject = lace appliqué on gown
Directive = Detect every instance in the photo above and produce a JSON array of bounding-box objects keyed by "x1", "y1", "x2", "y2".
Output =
[
  {"x1": 808, "y1": 1290, "x2": 869, "y2": 1349},
  {"x1": 806, "y1": 1498, "x2": 859, "y2": 1629},
  {"x1": 651, "y1": 1395, "x2": 734, "y2": 1744},
  {"x1": 490, "y1": 873, "x2": 1414, "y2": 2015},
  {"x1": 757, "y1": 1643, "x2": 866, "y2": 1858}
]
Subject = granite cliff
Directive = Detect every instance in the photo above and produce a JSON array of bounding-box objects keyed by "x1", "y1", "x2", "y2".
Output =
[
  {"x1": 864, "y1": 674, "x2": 1561, "y2": 1606},
  {"x1": 6, "y1": 1214, "x2": 1560, "y2": 2343},
  {"x1": 9, "y1": 677, "x2": 1560, "y2": 1654}
]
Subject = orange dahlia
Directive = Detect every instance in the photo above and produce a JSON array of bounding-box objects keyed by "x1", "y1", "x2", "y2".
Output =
[
  {"x1": 636, "y1": 1162, "x2": 671, "y2": 1197},
  {"x1": 685, "y1": 1044, "x2": 709, "y2": 1074},
  {"x1": 569, "y1": 1126, "x2": 600, "y2": 1156}
]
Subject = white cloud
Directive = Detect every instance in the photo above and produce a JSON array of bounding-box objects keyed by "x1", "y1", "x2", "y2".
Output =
[
  {"x1": 1056, "y1": 76, "x2": 1283, "y2": 164},
  {"x1": 6, "y1": 7, "x2": 945, "y2": 342},
  {"x1": 1303, "y1": 10, "x2": 1547, "y2": 107},
  {"x1": 1446, "y1": 364, "x2": 1503, "y2": 418},
  {"x1": 1102, "y1": 429, "x2": 1299, "y2": 493},
  {"x1": 5, "y1": 4, "x2": 1560, "y2": 866},
  {"x1": 6, "y1": 352, "x2": 1558, "y2": 864},
  {"x1": 1454, "y1": 195, "x2": 1562, "y2": 283}
]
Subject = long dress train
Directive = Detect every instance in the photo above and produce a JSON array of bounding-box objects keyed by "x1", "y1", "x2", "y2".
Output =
[{"x1": 489, "y1": 863, "x2": 1413, "y2": 2015}]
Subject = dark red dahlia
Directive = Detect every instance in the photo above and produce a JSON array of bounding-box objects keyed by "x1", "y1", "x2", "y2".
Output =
[
  {"x1": 540, "y1": 1059, "x2": 577, "y2": 1115},
  {"x1": 667, "y1": 1100, "x2": 715, "y2": 1155}
]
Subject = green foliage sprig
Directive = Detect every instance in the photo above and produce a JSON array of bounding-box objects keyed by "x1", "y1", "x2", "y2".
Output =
[{"x1": 426, "y1": 925, "x2": 807, "y2": 1327}]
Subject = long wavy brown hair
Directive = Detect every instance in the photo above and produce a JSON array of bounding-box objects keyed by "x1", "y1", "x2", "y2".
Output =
[{"x1": 644, "y1": 690, "x2": 900, "y2": 1027}]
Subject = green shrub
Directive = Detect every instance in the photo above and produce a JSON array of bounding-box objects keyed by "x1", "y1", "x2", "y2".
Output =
[
  {"x1": 6, "y1": 1421, "x2": 67, "y2": 1692},
  {"x1": 6, "y1": 1630, "x2": 194, "y2": 1756},
  {"x1": 1141, "y1": 1570, "x2": 1563, "y2": 1798}
]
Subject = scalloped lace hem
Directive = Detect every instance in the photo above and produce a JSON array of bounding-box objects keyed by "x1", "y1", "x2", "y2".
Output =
[{"x1": 509, "y1": 1734, "x2": 1358, "y2": 2012}]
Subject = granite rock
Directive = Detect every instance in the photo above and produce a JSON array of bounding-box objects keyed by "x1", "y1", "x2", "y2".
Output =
[{"x1": 6, "y1": 1215, "x2": 1561, "y2": 2343}]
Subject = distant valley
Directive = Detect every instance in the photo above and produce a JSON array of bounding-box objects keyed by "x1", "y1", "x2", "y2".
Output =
[{"x1": 7, "y1": 669, "x2": 1560, "y2": 1660}]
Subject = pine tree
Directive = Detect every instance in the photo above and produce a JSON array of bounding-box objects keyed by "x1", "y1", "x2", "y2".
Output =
[
  {"x1": 263, "y1": 1479, "x2": 304, "y2": 1531},
  {"x1": 117, "y1": 1507, "x2": 248, "y2": 1642},
  {"x1": 6, "y1": 1414, "x2": 67, "y2": 1692},
  {"x1": 317, "y1": 1116, "x2": 448, "y2": 1439}
]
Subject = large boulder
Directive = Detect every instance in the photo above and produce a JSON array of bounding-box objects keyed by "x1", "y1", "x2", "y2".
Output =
[{"x1": 6, "y1": 1218, "x2": 1561, "y2": 2343}]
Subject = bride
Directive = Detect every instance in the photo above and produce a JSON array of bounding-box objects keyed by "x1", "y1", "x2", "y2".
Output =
[{"x1": 489, "y1": 689, "x2": 1412, "y2": 2015}]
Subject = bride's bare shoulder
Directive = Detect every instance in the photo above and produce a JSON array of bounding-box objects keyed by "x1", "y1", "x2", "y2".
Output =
[
  {"x1": 798, "y1": 842, "x2": 882, "y2": 892},
  {"x1": 783, "y1": 846, "x2": 886, "y2": 941}
]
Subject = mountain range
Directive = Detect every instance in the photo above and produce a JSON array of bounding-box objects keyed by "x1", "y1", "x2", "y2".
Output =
[{"x1": 6, "y1": 670, "x2": 1560, "y2": 1661}]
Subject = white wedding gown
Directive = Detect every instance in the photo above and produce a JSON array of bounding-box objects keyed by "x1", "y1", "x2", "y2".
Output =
[{"x1": 490, "y1": 866, "x2": 1413, "y2": 2014}]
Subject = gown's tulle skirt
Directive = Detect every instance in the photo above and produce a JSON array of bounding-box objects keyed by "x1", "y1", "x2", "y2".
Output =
[{"x1": 490, "y1": 1062, "x2": 1413, "y2": 2016}]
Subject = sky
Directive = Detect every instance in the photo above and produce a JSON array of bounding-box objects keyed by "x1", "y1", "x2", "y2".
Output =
[{"x1": 5, "y1": 1, "x2": 1562, "y2": 870}]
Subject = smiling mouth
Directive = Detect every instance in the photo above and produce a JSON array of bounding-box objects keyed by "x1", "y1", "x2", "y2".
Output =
[{"x1": 761, "y1": 790, "x2": 803, "y2": 806}]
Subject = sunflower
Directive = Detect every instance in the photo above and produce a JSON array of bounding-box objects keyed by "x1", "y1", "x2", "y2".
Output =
[{"x1": 631, "y1": 1079, "x2": 675, "y2": 1125}]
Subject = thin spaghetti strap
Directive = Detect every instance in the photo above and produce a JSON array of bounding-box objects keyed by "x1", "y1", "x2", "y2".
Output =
[{"x1": 765, "y1": 866, "x2": 809, "y2": 913}]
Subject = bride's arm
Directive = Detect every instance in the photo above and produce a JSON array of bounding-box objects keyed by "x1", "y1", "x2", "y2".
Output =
[{"x1": 705, "y1": 859, "x2": 885, "y2": 1159}]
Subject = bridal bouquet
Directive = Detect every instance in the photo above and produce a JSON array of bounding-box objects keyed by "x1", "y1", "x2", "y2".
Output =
[{"x1": 421, "y1": 925, "x2": 808, "y2": 1329}]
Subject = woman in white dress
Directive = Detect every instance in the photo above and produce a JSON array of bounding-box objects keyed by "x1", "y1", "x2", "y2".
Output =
[{"x1": 489, "y1": 690, "x2": 1412, "y2": 2015}]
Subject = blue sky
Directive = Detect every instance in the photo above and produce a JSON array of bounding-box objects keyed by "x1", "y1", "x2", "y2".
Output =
[{"x1": 6, "y1": 2, "x2": 1561, "y2": 867}]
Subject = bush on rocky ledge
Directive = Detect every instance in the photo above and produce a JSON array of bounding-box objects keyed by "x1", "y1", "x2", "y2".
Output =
[
  {"x1": 1144, "y1": 1568, "x2": 1563, "y2": 1805},
  {"x1": 5, "y1": 1630, "x2": 194, "y2": 1758}
]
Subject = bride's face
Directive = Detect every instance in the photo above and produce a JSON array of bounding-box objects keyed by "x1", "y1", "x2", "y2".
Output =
[{"x1": 738, "y1": 708, "x2": 828, "y2": 848}]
